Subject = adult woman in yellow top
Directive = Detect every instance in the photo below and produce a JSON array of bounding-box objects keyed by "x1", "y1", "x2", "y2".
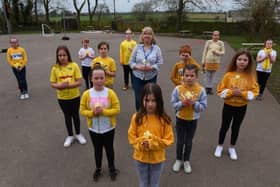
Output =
[
  {"x1": 201, "y1": 31, "x2": 225, "y2": 95},
  {"x1": 129, "y1": 27, "x2": 163, "y2": 111},
  {"x1": 50, "y1": 45, "x2": 87, "y2": 147},
  {"x1": 119, "y1": 28, "x2": 137, "y2": 90}
]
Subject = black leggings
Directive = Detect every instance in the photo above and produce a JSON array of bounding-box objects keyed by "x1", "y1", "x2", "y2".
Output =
[
  {"x1": 82, "y1": 66, "x2": 92, "y2": 89},
  {"x1": 58, "y1": 97, "x2": 80, "y2": 136},
  {"x1": 89, "y1": 129, "x2": 115, "y2": 170},
  {"x1": 257, "y1": 71, "x2": 270, "y2": 95},
  {"x1": 176, "y1": 118, "x2": 197, "y2": 161},
  {"x1": 122, "y1": 65, "x2": 132, "y2": 86},
  {"x1": 218, "y1": 103, "x2": 247, "y2": 146}
]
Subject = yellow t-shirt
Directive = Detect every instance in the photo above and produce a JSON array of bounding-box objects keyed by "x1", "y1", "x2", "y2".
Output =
[
  {"x1": 91, "y1": 56, "x2": 117, "y2": 87},
  {"x1": 6, "y1": 47, "x2": 28, "y2": 68},
  {"x1": 50, "y1": 62, "x2": 82, "y2": 100},
  {"x1": 120, "y1": 40, "x2": 137, "y2": 65}
]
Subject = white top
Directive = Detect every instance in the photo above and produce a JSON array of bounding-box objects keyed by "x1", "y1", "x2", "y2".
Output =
[
  {"x1": 256, "y1": 49, "x2": 277, "y2": 73},
  {"x1": 78, "y1": 47, "x2": 95, "y2": 67}
]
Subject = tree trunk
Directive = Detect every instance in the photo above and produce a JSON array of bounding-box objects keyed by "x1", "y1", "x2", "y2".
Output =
[
  {"x1": 2, "y1": 0, "x2": 12, "y2": 33},
  {"x1": 176, "y1": 0, "x2": 184, "y2": 31},
  {"x1": 34, "y1": 0, "x2": 38, "y2": 24}
]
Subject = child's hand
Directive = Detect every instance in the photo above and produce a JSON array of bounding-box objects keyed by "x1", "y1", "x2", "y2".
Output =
[
  {"x1": 142, "y1": 140, "x2": 150, "y2": 150},
  {"x1": 182, "y1": 98, "x2": 195, "y2": 106},
  {"x1": 232, "y1": 88, "x2": 242, "y2": 96},
  {"x1": 58, "y1": 82, "x2": 69, "y2": 89},
  {"x1": 94, "y1": 106, "x2": 103, "y2": 115}
]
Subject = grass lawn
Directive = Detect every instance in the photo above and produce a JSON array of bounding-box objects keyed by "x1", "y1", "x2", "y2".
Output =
[{"x1": 223, "y1": 35, "x2": 280, "y2": 103}]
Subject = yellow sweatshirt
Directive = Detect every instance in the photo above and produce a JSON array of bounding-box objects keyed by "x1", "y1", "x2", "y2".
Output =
[
  {"x1": 92, "y1": 56, "x2": 116, "y2": 87},
  {"x1": 6, "y1": 47, "x2": 28, "y2": 68},
  {"x1": 217, "y1": 71, "x2": 259, "y2": 107},
  {"x1": 120, "y1": 39, "x2": 137, "y2": 65},
  {"x1": 170, "y1": 59, "x2": 201, "y2": 86},
  {"x1": 128, "y1": 113, "x2": 174, "y2": 164},
  {"x1": 80, "y1": 88, "x2": 120, "y2": 131}
]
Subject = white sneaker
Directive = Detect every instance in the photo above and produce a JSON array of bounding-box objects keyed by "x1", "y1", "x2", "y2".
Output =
[
  {"x1": 172, "y1": 160, "x2": 182, "y2": 172},
  {"x1": 75, "y1": 134, "x2": 87, "y2": 145},
  {"x1": 20, "y1": 94, "x2": 25, "y2": 100},
  {"x1": 228, "y1": 147, "x2": 238, "y2": 160},
  {"x1": 24, "y1": 93, "x2": 29, "y2": 99},
  {"x1": 63, "y1": 136, "x2": 75, "y2": 147},
  {"x1": 214, "y1": 145, "x2": 223, "y2": 158},
  {"x1": 183, "y1": 161, "x2": 192, "y2": 174}
]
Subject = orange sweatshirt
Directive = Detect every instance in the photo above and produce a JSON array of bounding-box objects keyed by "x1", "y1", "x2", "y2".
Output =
[
  {"x1": 128, "y1": 113, "x2": 174, "y2": 164},
  {"x1": 217, "y1": 71, "x2": 259, "y2": 107}
]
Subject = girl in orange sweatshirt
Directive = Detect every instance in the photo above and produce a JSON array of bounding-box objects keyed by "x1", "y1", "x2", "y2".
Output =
[
  {"x1": 128, "y1": 83, "x2": 174, "y2": 187},
  {"x1": 214, "y1": 50, "x2": 259, "y2": 160}
]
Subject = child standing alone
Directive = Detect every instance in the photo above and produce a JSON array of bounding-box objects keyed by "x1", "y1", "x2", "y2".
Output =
[
  {"x1": 128, "y1": 83, "x2": 174, "y2": 187},
  {"x1": 214, "y1": 50, "x2": 259, "y2": 160},
  {"x1": 80, "y1": 65, "x2": 120, "y2": 182},
  {"x1": 78, "y1": 37, "x2": 95, "y2": 89},
  {"x1": 6, "y1": 38, "x2": 29, "y2": 99},
  {"x1": 171, "y1": 64, "x2": 207, "y2": 173}
]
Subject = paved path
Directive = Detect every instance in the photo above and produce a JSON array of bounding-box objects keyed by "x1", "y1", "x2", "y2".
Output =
[{"x1": 0, "y1": 33, "x2": 279, "y2": 187}]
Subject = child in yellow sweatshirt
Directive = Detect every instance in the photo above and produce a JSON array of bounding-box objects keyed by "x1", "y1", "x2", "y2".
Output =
[
  {"x1": 80, "y1": 64, "x2": 120, "y2": 182},
  {"x1": 6, "y1": 38, "x2": 29, "y2": 99},
  {"x1": 214, "y1": 50, "x2": 259, "y2": 161},
  {"x1": 170, "y1": 44, "x2": 200, "y2": 86},
  {"x1": 128, "y1": 83, "x2": 174, "y2": 187},
  {"x1": 119, "y1": 28, "x2": 137, "y2": 90}
]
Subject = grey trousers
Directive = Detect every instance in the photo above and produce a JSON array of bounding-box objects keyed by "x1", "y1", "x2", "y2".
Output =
[{"x1": 205, "y1": 70, "x2": 217, "y2": 88}]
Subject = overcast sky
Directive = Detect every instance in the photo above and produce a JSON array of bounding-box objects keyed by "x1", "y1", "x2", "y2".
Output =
[{"x1": 102, "y1": 0, "x2": 236, "y2": 13}]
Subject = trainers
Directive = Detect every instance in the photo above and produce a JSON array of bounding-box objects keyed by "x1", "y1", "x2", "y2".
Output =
[
  {"x1": 93, "y1": 169, "x2": 102, "y2": 182},
  {"x1": 183, "y1": 161, "x2": 192, "y2": 174},
  {"x1": 24, "y1": 93, "x2": 29, "y2": 99},
  {"x1": 172, "y1": 160, "x2": 182, "y2": 172},
  {"x1": 63, "y1": 136, "x2": 75, "y2": 147},
  {"x1": 109, "y1": 169, "x2": 119, "y2": 181},
  {"x1": 214, "y1": 145, "x2": 223, "y2": 158},
  {"x1": 20, "y1": 94, "x2": 25, "y2": 100},
  {"x1": 228, "y1": 147, "x2": 238, "y2": 160},
  {"x1": 75, "y1": 134, "x2": 87, "y2": 144},
  {"x1": 122, "y1": 85, "x2": 128, "y2": 90}
]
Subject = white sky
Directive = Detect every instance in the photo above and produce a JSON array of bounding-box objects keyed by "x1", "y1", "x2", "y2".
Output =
[{"x1": 79, "y1": 0, "x2": 236, "y2": 13}]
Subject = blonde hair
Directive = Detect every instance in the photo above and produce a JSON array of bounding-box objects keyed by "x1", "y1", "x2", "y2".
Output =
[
  {"x1": 82, "y1": 37, "x2": 90, "y2": 44},
  {"x1": 138, "y1": 26, "x2": 156, "y2": 44}
]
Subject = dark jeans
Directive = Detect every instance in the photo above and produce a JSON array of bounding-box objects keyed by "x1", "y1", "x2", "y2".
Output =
[
  {"x1": 58, "y1": 97, "x2": 81, "y2": 136},
  {"x1": 82, "y1": 66, "x2": 92, "y2": 89},
  {"x1": 89, "y1": 129, "x2": 115, "y2": 170},
  {"x1": 12, "y1": 67, "x2": 28, "y2": 94},
  {"x1": 175, "y1": 118, "x2": 197, "y2": 161},
  {"x1": 218, "y1": 103, "x2": 247, "y2": 146},
  {"x1": 257, "y1": 70, "x2": 270, "y2": 95},
  {"x1": 122, "y1": 65, "x2": 133, "y2": 86},
  {"x1": 132, "y1": 73, "x2": 157, "y2": 111}
]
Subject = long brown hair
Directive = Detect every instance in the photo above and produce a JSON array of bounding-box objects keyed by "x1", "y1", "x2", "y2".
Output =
[
  {"x1": 135, "y1": 83, "x2": 171, "y2": 125},
  {"x1": 56, "y1": 45, "x2": 72, "y2": 64},
  {"x1": 226, "y1": 50, "x2": 255, "y2": 74}
]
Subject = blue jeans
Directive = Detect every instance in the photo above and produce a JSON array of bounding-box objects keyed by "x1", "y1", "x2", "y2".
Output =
[
  {"x1": 12, "y1": 67, "x2": 28, "y2": 94},
  {"x1": 176, "y1": 118, "x2": 197, "y2": 161},
  {"x1": 132, "y1": 74, "x2": 157, "y2": 111},
  {"x1": 135, "y1": 160, "x2": 164, "y2": 187}
]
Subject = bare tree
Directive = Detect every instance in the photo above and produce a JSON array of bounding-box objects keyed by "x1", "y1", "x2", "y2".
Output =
[
  {"x1": 2, "y1": 0, "x2": 12, "y2": 33},
  {"x1": 43, "y1": 0, "x2": 51, "y2": 23},
  {"x1": 73, "y1": 0, "x2": 86, "y2": 30},
  {"x1": 234, "y1": 0, "x2": 280, "y2": 38},
  {"x1": 132, "y1": 1, "x2": 160, "y2": 21},
  {"x1": 161, "y1": 0, "x2": 220, "y2": 31},
  {"x1": 87, "y1": 0, "x2": 98, "y2": 25},
  {"x1": 96, "y1": 3, "x2": 109, "y2": 29}
]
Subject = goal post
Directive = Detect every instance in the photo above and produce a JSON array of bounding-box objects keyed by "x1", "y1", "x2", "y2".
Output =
[{"x1": 41, "y1": 24, "x2": 54, "y2": 37}]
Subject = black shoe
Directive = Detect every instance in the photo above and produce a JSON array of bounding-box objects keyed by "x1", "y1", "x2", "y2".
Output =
[
  {"x1": 256, "y1": 94, "x2": 263, "y2": 101},
  {"x1": 109, "y1": 169, "x2": 119, "y2": 181},
  {"x1": 208, "y1": 88, "x2": 214, "y2": 95},
  {"x1": 93, "y1": 169, "x2": 102, "y2": 182}
]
